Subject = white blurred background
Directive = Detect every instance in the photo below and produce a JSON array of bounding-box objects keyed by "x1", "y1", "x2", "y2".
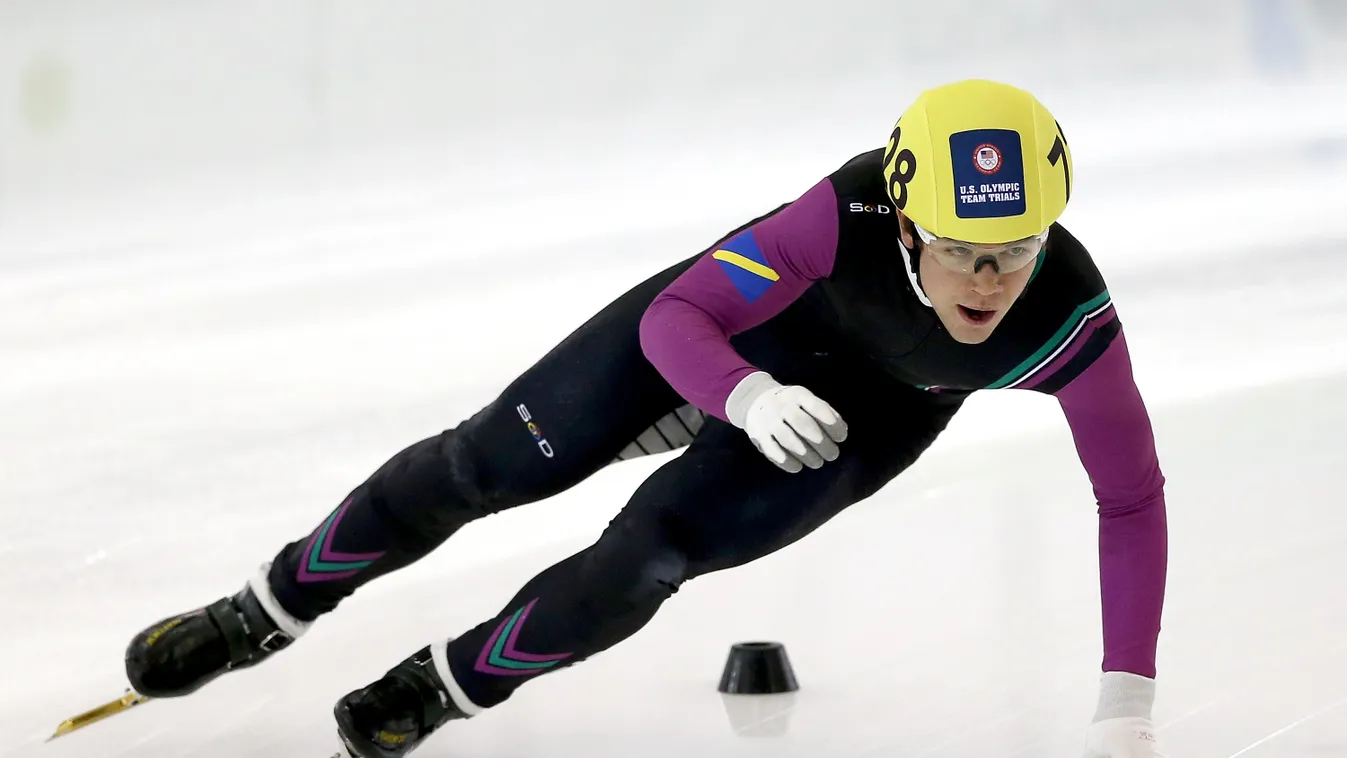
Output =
[
  {"x1": 4, "y1": 3, "x2": 1347, "y2": 757},
  {"x1": 4, "y1": 0, "x2": 1347, "y2": 234}
]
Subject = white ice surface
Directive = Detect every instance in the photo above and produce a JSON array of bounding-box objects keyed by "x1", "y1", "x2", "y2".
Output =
[{"x1": 4, "y1": 122, "x2": 1347, "y2": 757}]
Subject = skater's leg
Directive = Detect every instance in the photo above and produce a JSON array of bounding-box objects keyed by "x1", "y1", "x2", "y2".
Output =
[
  {"x1": 332, "y1": 341, "x2": 964, "y2": 754},
  {"x1": 440, "y1": 378, "x2": 961, "y2": 710},
  {"x1": 125, "y1": 259, "x2": 698, "y2": 698},
  {"x1": 263, "y1": 259, "x2": 702, "y2": 622}
]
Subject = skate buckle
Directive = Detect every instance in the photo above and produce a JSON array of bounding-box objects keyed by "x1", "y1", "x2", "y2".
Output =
[{"x1": 258, "y1": 629, "x2": 294, "y2": 653}]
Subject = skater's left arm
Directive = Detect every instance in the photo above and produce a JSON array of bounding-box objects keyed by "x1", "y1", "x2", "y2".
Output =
[
  {"x1": 1049, "y1": 326, "x2": 1168, "y2": 683},
  {"x1": 639, "y1": 178, "x2": 840, "y2": 422},
  {"x1": 1050, "y1": 326, "x2": 1171, "y2": 754}
]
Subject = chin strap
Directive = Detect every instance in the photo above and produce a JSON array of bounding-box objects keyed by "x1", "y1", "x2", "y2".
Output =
[{"x1": 896, "y1": 236, "x2": 933, "y2": 309}]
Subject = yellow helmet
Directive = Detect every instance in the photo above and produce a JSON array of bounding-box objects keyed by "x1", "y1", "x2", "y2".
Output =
[{"x1": 882, "y1": 79, "x2": 1072, "y2": 245}]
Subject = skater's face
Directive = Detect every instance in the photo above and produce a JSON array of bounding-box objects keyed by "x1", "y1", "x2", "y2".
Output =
[{"x1": 899, "y1": 213, "x2": 1038, "y2": 345}]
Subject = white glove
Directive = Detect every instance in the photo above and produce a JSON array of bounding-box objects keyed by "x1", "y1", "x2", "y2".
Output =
[
  {"x1": 725, "y1": 371, "x2": 847, "y2": 473},
  {"x1": 1084, "y1": 672, "x2": 1168, "y2": 757}
]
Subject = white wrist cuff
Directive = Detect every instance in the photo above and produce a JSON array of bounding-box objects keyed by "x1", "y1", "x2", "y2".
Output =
[
  {"x1": 1093, "y1": 671, "x2": 1156, "y2": 723},
  {"x1": 725, "y1": 371, "x2": 780, "y2": 429}
]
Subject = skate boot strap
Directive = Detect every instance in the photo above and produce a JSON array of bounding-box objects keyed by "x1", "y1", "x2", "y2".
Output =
[
  {"x1": 390, "y1": 646, "x2": 466, "y2": 731},
  {"x1": 204, "y1": 597, "x2": 291, "y2": 667},
  {"x1": 204, "y1": 598, "x2": 254, "y2": 667}
]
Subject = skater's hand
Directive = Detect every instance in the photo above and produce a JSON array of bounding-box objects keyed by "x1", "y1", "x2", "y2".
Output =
[
  {"x1": 726, "y1": 372, "x2": 847, "y2": 473},
  {"x1": 1084, "y1": 672, "x2": 1168, "y2": 757}
]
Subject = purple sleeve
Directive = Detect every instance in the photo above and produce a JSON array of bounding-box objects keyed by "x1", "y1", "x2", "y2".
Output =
[
  {"x1": 1052, "y1": 327, "x2": 1168, "y2": 679},
  {"x1": 638, "y1": 178, "x2": 840, "y2": 421}
]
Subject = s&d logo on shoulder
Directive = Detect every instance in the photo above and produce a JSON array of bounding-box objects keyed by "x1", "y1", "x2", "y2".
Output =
[{"x1": 848, "y1": 201, "x2": 893, "y2": 215}]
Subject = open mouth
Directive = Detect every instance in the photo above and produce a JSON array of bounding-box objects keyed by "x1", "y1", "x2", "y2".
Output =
[{"x1": 957, "y1": 305, "x2": 996, "y2": 325}]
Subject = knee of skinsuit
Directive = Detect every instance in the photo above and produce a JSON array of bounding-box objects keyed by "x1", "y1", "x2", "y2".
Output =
[
  {"x1": 627, "y1": 548, "x2": 688, "y2": 605},
  {"x1": 585, "y1": 532, "x2": 689, "y2": 608},
  {"x1": 367, "y1": 431, "x2": 491, "y2": 540}
]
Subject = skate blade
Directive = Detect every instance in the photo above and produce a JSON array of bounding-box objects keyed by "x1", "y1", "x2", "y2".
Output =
[{"x1": 47, "y1": 689, "x2": 152, "y2": 741}]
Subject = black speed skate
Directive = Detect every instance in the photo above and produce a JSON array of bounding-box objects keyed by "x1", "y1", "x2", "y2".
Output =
[
  {"x1": 334, "y1": 645, "x2": 470, "y2": 757},
  {"x1": 125, "y1": 564, "x2": 307, "y2": 698}
]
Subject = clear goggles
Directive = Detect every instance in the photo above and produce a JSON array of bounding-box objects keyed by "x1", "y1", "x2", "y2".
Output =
[{"x1": 912, "y1": 222, "x2": 1048, "y2": 275}]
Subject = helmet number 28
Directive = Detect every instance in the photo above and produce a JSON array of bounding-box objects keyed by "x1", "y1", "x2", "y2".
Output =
[{"x1": 884, "y1": 124, "x2": 917, "y2": 211}]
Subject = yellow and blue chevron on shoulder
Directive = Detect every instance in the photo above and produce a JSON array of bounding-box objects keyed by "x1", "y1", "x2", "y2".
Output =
[{"x1": 711, "y1": 230, "x2": 779, "y2": 303}]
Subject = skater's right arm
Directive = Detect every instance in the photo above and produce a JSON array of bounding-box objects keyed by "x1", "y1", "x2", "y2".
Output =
[{"x1": 638, "y1": 177, "x2": 841, "y2": 424}]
